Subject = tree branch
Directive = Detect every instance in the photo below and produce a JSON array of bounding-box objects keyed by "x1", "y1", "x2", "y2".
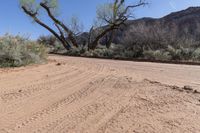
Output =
[
  {"x1": 22, "y1": 6, "x2": 71, "y2": 50},
  {"x1": 40, "y1": 2, "x2": 78, "y2": 48},
  {"x1": 120, "y1": 1, "x2": 147, "y2": 18}
]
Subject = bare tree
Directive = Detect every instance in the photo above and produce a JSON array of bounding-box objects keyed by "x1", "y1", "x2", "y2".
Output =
[
  {"x1": 20, "y1": 0, "x2": 146, "y2": 51},
  {"x1": 87, "y1": 0, "x2": 147, "y2": 50},
  {"x1": 20, "y1": 0, "x2": 78, "y2": 50}
]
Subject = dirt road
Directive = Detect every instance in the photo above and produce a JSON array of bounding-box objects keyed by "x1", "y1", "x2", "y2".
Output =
[{"x1": 0, "y1": 55, "x2": 200, "y2": 133}]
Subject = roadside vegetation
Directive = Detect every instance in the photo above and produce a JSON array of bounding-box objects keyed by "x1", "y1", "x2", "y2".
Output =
[
  {"x1": 0, "y1": 35, "x2": 47, "y2": 67},
  {"x1": 37, "y1": 35, "x2": 200, "y2": 62}
]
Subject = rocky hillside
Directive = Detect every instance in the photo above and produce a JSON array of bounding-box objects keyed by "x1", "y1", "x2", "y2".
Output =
[{"x1": 113, "y1": 7, "x2": 200, "y2": 49}]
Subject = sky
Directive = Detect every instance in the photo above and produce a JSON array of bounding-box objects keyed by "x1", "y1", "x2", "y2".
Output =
[{"x1": 0, "y1": 0, "x2": 200, "y2": 39}]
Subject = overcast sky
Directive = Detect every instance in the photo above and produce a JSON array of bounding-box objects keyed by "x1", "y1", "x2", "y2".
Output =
[{"x1": 0, "y1": 0, "x2": 200, "y2": 39}]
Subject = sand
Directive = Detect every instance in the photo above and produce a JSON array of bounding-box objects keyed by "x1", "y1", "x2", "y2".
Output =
[{"x1": 0, "y1": 55, "x2": 200, "y2": 133}]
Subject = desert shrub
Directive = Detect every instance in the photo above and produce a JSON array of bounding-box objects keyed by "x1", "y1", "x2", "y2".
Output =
[
  {"x1": 123, "y1": 49, "x2": 144, "y2": 58},
  {"x1": 143, "y1": 50, "x2": 171, "y2": 61},
  {"x1": 64, "y1": 43, "x2": 200, "y2": 62},
  {"x1": 167, "y1": 46, "x2": 185, "y2": 60},
  {"x1": 0, "y1": 35, "x2": 47, "y2": 67},
  {"x1": 37, "y1": 35, "x2": 56, "y2": 46},
  {"x1": 167, "y1": 46, "x2": 195, "y2": 60},
  {"x1": 80, "y1": 48, "x2": 113, "y2": 58},
  {"x1": 37, "y1": 35, "x2": 65, "y2": 53},
  {"x1": 142, "y1": 46, "x2": 200, "y2": 61},
  {"x1": 153, "y1": 50, "x2": 171, "y2": 60},
  {"x1": 92, "y1": 48, "x2": 114, "y2": 58},
  {"x1": 65, "y1": 44, "x2": 115, "y2": 58},
  {"x1": 143, "y1": 50, "x2": 155, "y2": 60},
  {"x1": 192, "y1": 48, "x2": 200, "y2": 60},
  {"x1": 123, "y1": 50, "x2": 134, "y2": 58},
  {"x1": 65, "y1": 48, "x2": 81, "y2": 56},
  {"x1": 179, "y1": 47, "x2": 194, "y2": 60}
]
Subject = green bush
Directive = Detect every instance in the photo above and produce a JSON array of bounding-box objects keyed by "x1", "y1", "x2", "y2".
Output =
[
  {"x1": 167, "y1": 46, "x2": 195, "y2": 60},
  {"x1": 93, "y1": 48, "x2": 114, "y2": 58},
  {"x1": 142, "y1": 46, "x2": 200, "y2": 62},
  {"x1": 0, "y1": 35, "x2": 47, "y2": 67},
  {"x1": 192, "y1": 48, "x2": 200, "y2": 60},
  {"x1": 37, "y1": 35, "x2": 65, "y2": 53},
  {"x1": 64, "y1": 44, "x2": 200, "y2": 62},
  {"x1": 65, "y1": 47, "x2": 87, "y2": 56}
]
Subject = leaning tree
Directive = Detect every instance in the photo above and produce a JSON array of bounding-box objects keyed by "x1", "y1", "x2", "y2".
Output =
[
  {"x1": 20, "y1": 0, "x2": 146, "y2": 50},
  {"x1": 88, "y1": 0, "x2": 147, "y2": 50}
]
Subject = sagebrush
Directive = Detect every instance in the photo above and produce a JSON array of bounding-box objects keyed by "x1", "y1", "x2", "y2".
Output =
[{"x1": 0, "y1": 35, "x2": 47, "y2": 67}]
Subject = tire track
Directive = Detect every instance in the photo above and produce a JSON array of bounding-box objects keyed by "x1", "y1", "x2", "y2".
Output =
[
  {"x1": 0, "y1": 68, "x2": 83, "y2": 102},
  {"x1": 1, "y1": 55, "x2": 200, "y2": 133},
  {"x1": 1, "y1": 71, "x2": 99, "y2": 132},
  {"x1": 39, "y1": 76, "x2": 136, "y2": 133},
  {"x1": 32, "y1": 76, "x2": 112, "y2": 133}
]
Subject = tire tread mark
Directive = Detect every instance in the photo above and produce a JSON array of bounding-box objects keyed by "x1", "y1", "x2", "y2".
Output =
[{"x1": 3, "y1": 73, "x2": 100, "y2": 132}]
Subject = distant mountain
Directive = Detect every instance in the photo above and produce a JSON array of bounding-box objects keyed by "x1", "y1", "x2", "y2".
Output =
[
  {"x1": 111, "y1": 7, "x2": 200, "y2": 48},
  {"x1": 77, "y1": 7, "x2": 200, "y2": 49}
]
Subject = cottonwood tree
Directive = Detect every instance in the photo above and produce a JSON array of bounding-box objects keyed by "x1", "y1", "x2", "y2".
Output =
[
  {"x1": 20, "y1": 0, "x2": 79, "y2": 50},
  {"x1": 20, "y1": 0, "x2": 146, "y2": 50},
  {"x1": 87, "y1": 0, "x2": 147, "y2": 50}
]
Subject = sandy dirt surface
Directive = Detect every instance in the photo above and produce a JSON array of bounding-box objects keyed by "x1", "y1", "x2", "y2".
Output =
[{"x1": 0, "y1": 55, "x2": 200, "y2": 133}]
